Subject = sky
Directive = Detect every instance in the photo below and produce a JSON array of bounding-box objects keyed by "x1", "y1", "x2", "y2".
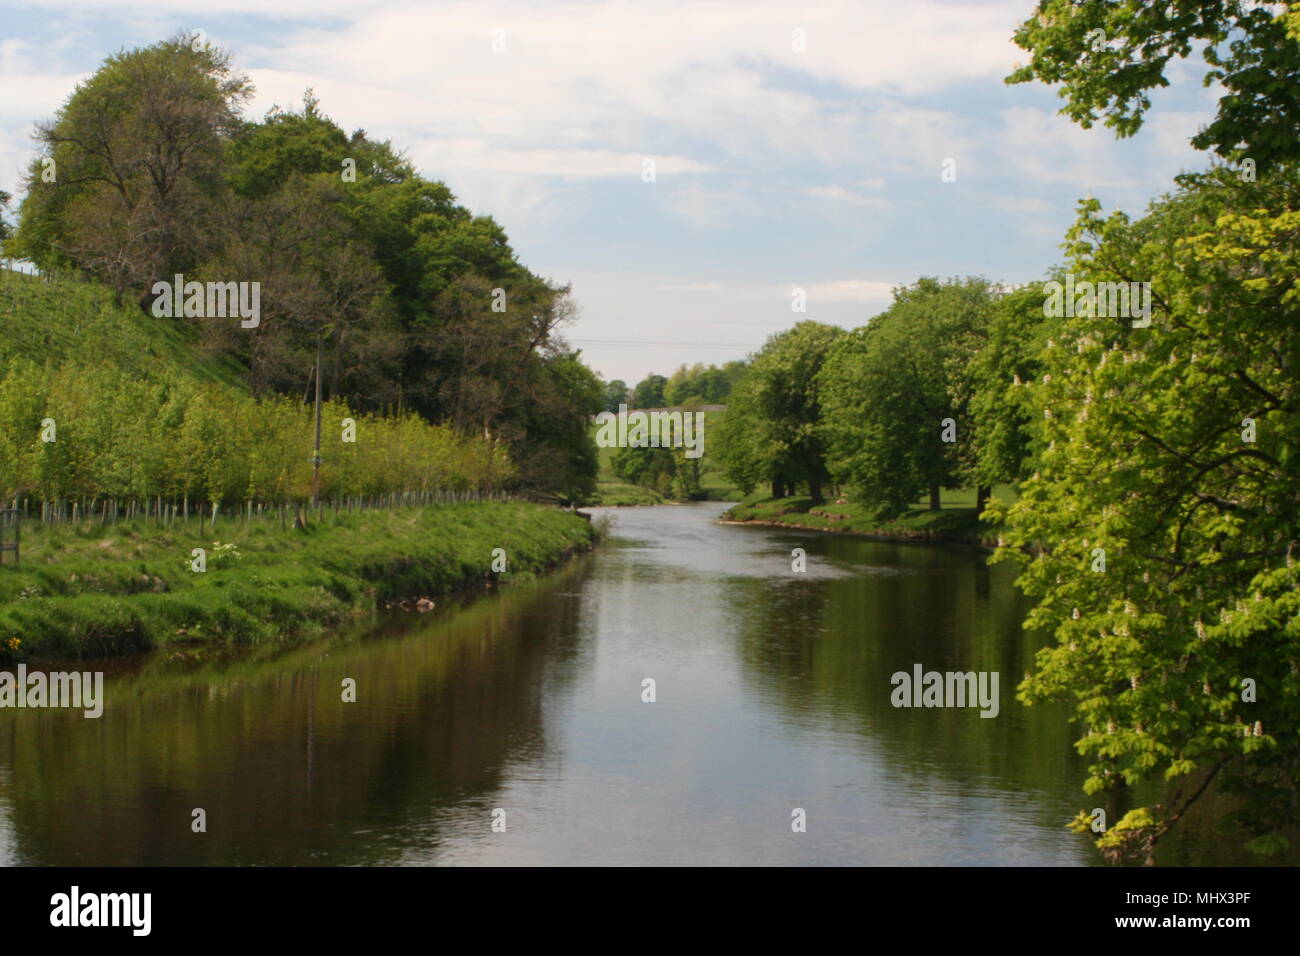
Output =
[{"x1": 0, "y1": 0, "x2": 1223, "y2": 384}]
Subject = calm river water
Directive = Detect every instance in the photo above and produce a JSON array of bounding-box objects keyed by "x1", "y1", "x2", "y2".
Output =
[{"x1": 0, "y1": 503, "x2": 1279, "y2": 865}]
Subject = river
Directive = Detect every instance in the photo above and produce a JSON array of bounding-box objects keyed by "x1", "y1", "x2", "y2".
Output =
[{"x1": 0, "y1": 502, "x2": 1280, "y2": 865}]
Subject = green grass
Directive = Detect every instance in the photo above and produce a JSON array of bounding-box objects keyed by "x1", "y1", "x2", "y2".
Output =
[
  {"x1": 0, "y1": 502, "x2": 596, "y2": 661},
  {"x1": 0, "y1": 269, "x2": 249, "y2": 388},
  {"x1": 720, "y1": 485, "x2": 1019, "y2": 544},
  {"x1": 589, "y1": 481, "x2": 667, "y2": 506},
  {"x1": 698, "y1": 468, "x2": 745, "y2": 501}
]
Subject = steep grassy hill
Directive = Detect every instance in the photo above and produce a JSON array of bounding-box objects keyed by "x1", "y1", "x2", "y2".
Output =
[{"x1": 0, "y1": 269, "x2": 249, "y2": 388}]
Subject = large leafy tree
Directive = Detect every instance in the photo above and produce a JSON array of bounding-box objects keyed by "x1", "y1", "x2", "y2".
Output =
[
  {"x1": 12, "y1": 33, "x2": 251, "y2": 301},
  {"x1": 712, "y1": 375, "x2": 767, "y2": 496},
  {"x1": 631, "y1": 374, "x2": 668, "y2": 410},
  {"x1": 601, "y1": 379, "x2": 629, "y2": 413},
  {"x1": 227, "y1": 90, "x2": 360, "y2": 199},
  {"x1": 1007, "y1": 1, "x2": 1300, "y2": 173},
  {"x1": 989, "y1": 167, "x2": 1300, "y2": 862},
  {"x1": 1003, "y1": 0, "x2": 1300, "y2": 863},
  {"x1": 429, "y1": 274, "x2": 596, "y2": 495},
  {"x1": 199, "y1": 172, "x2": 397, "y2": 404},
  {"x1": 224, "y1": 96, "x2": 593, "y2": 495},
  {"x1": 820, "y1": 277, "x2": 996, "y2": 515},
  {"x1": 511, "y1": 350, "x2": 602, "y2": 503},
  {"x1": 719, "y1": 321, "x2": 843, "y2": 501}
]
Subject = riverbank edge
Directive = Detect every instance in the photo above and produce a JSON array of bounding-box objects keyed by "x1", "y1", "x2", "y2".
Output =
[
  {"x1": 718, "y1": 499, "x2": 1001, "y2": 549},
  {"x1": 0, "y1": 503, "x2": 599, "y2": 663},
  {"x1": 584, "y1": 483, "x2": 742, "y2": 507}
]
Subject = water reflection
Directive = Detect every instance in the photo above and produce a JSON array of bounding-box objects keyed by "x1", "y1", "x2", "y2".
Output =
[{"x1": 0, "y1": 503, "x2": 1286, "y2": 865}]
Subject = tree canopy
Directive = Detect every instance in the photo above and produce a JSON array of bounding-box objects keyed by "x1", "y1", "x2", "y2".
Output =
[
  {"x1": 718, "y1": 321, "x2": 843, "y2": 501},
  {"x1": 988, "y1": 167, "x2": 1300, "y2": 862},
  {"x1": 1008, "y1": 1, "x2": 1300, "y2": 172},
  {"x1": 819, "y1": 278, "x2": 998, "y2": 515}
]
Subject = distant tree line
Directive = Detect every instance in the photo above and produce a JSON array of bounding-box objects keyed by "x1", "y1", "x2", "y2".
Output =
[
  {"x1": 713, "y1": 278, "x2": 1047, "y2": 510},
  {"x1": 602, "y1": 361, "x2": 745, "y2": 413}
]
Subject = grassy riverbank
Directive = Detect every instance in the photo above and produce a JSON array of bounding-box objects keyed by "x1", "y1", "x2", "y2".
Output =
[
  {"x1": 0, "y1": 501, "x2": 597, "y2": 661},
  {"x1": 720, "y1": 486, "x2": 1015, "y2": 545}
]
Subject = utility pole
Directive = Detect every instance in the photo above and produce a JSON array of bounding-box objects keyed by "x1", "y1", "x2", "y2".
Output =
[{"x1": 312, "y1": 327, "x2": 323, "y2": 507}]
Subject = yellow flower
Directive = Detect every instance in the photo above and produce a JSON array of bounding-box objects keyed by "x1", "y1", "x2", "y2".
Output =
[{"x1": 6, "y1": 638, "x2": 19, "y2": 651}]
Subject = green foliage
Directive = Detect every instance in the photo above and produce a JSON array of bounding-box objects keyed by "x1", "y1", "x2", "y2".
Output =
[
  {"x1": 0, "y1": 190, "x2": 12, "y2": 243},
  {"x1": 819, "y1": 277, "x2": 996, "y2": 515},
  {"x1": 511, "y1": 351, "x2": 603, "y2": 504},
  {"x1": 712, "y1": 377, "x2": 766, "y2": 496},
  {"x1": 967, "y1": 282, "x2": 1058, "y2": 490},
  {"x1": 717, "y1": 321, "x2": 843, "y2": 501},
  {"x1": 12, "y1": 32, "x2": 251, "y2": 295},
  {"x1": 195, "y1": 542, "x2": 241, "y2": 571},
  {"x1": 989, "y1": 165, "x2": 1300, "y2": 862},
  {"x1": 631, "y1": 374, "x2": 668, "y2": 409},
  {"x1": 588, "y1": 408, "x2": 733, "y2": 504},
  {"x1": 0, "y1": 351, "x2": 509, "y2": 508},
  {"x1": 1007, "y1": 0, "x2": 1300, "y2": 172},
  {"x1": 662, "y1": 361, "x2": 742, "y2": 406},
  {"x1": 226, "y1": 90, "x2": 360, "y2": 199},
  {"x1": 601, "y1": 379, "x2": 629, "y2": 413},
  {"x1": 609, "y1": 442, "x2": 705, "y2": 499}
]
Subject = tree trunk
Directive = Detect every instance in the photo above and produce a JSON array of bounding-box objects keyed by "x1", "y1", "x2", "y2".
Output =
[
  {"x1": 808, "y1": 474, "x2": 824, "y2": 503},
  {"x1": 975, "y1": 484, "x2": 990, "y2": 515},
  {"x1": 929, "y1": 482, "x2": 941, "y2": 511},
  {"x1": 772, "y1": 477, "x2": 786, "y2": 499}
]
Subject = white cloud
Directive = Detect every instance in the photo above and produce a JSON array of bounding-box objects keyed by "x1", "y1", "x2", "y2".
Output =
[
  {"x1": 982, "y1": 194, "x2": 1051, "y2": 215},
  {"x1": 993, "y1": 106, "x2": 1138, "y2": 189},
  {"x1": 659, "y1": 183, "x2": 759, "y2": 230},
  {"x1": 417, "y1": 141, "x2": 713, "y2": 179},
  {"x1": 655, "y1": 282, "x2": 725, "y2": 293},
  {"x1": 225, "y1": 2, "x2": 1028, "y2": 196},
  {"x1": 745, "y1": 279, "x2": 897, "y2": 304},
  {"x1": 806, "y1": 279, "x2": 896, "y2": 303},
  {"x1": 803, "y1": 185, "x2": 890, "y2": 208}
]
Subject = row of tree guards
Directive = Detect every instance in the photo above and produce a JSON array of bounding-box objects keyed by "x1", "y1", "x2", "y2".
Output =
[
  {"x1": 5, "y1": 489, "x2": 515, "y2": 533},
  {"x1": 0, "y1": 508, "x2": 17, "y2": 565}
]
